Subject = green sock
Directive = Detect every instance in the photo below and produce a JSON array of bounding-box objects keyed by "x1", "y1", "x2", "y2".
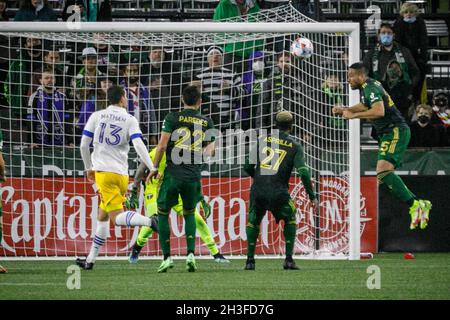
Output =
[
  {"x1": 246, "y1": 224, "x2": 260, "y2": 258},
  {"x1": 283, "y1": 221, "x2": 296, "y2": 257},
  {"x1": 158, "y1": 213, "x2": 171, "y2": 256},
  {"x1": 194, "y1": 210, "x2": 218, "y2": 256},
  {"x1": 136, "y1": 226, "x2": 153, "y2": 247},
  {"x1": 184, "y1": 211, "x2": 196, "y2": 254},
  {"x1": 379, "y1": 171, "x2": 416, "y2": 204}
]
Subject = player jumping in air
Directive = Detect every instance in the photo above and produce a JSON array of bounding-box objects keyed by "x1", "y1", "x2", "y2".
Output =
[
  {"x1": 148, "y1": 85, "x2": 216, "y2": 273},
  {"x1": 243, "y1": 111, "x2": 317, "y2": 270},
  {"x1": 0, "y1": 129, "x2": 7, "y2": 274},
  {"x1": 125, "y1": 147, "x2": 229, "y2": 264},
  {"x1": 77, "y1": 85, "x2": 158, "y2": 270},
  {"x1": 333, "y1": 62, "x2": 432, "y2": 230}
]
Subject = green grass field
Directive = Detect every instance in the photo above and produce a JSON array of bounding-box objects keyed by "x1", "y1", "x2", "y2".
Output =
[{"x1": 0, "y1": 253, "x2": 449, "y2": 300}]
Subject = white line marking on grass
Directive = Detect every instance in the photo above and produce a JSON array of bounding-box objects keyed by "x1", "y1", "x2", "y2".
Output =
[{"x1": 0, "y1": 283, "x2": 64, "y2": 286}]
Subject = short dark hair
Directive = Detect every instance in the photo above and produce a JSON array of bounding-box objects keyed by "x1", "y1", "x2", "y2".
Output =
[
  {"x1": 278, "y1": 51, "x2": 290, "y2": 60},
  {"x1": 182, "y1": 85, "x2": 201, "y2": 106},
  {"x1": 275, "y1": 111, "x2": 293, "y2": 131},
  {"x1": 378, "y1": 22, "x2": 394, "y2": 34},
  {"x1": 41, "y1": 66, "x2": 54, "y2": 75},
  {"x1": 107, "y1": 85, "x2": 125, "y2": 105},
  {"x1": 349, "y1": 62, "x2": 367, "y2": 75}
]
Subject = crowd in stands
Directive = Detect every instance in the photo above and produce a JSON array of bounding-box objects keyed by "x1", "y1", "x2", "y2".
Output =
[{"x1": 0, "y1": 0, "x2": 448, "y2": 150}]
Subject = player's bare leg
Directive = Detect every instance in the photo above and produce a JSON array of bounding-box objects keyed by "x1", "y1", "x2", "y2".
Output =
[
  {"x1": 76, "y1": 208, "x2": 111, "y2": 270},
  {"x1": 77, "y1": 208, "x2": 156, "y2": 270}
]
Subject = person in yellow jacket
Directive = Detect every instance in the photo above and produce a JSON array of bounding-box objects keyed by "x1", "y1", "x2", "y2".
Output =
[{"x1": 126, "y1": 147, "x2": 229, "y2": 264}]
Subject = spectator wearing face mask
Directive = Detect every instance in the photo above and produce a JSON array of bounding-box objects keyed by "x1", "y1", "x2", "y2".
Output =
[
  {"x1": 393, "y1": 2, "x2": 428, "y2": 103},
  {"x1": 383, "y1": 60, "x2": 413, "y2": 121},
  {"x1": 363, "y1": 23, "x2": 420, "y2": 94},
  {"x1": 430, "y1": 91, "x2": 450, "y2": 127},
  {"x1": 409, "y1": 104, "x2": 447, "y2": 147},
  {"x1": 242, "y1": 51, "x2": 269, "y2": 129},
  {"x1": 14, "y1": 0, "x2": 58, "y2": 21}
]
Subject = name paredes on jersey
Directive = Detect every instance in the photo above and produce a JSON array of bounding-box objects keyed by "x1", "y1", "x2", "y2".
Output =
[
  {"x1": 100, "y1": 113, "x2": 127, "y2": 122},
  {"x1": 178, "y1": 115, "x2": 208, "y2": 127}
]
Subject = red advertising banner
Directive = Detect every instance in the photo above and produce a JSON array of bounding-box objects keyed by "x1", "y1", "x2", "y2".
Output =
[{"x1": 0, "y1": 177, "x2": 377, "y2": 257}]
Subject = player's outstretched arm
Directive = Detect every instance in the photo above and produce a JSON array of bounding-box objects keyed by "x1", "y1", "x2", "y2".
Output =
[
  {"x1": 243, "y1": 142, "x2": 257, "y2": 177},
  {"x1": 294, "y1": 148, "x2": 316, "y2": 201},
  {"x1": 132, "y1": 162, "x2": 148, "y2": 189},
  {"x1": 132, "y1": 137, "x2": 156, "y2": 173},
  {"x1": 80, "y1": 131, "x2": 92, "y2": 178},
  {"x1": 147, "y1": 132, "x2": 170, "y2": 183},
  {"x1": 203, "y1": 141, "x2": 216, "y2": 158},
  {"x1": 347, "y1": 103, "x2": 369, "y2": 113},
  {"x1": 343, "y1": 101, "x2": 384, "y2": 120}
]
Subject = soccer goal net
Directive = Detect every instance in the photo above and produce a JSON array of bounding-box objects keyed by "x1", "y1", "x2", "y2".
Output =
[{"x1": 0, "y1": 4, "x2": 361, "y2": 260}]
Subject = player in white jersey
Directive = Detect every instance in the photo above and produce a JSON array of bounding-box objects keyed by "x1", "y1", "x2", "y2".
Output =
[{"x1": 77, "y1": 85, "x2": 157, "y2": 270}]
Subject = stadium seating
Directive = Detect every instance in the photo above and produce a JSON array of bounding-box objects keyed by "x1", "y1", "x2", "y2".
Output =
[
  {"x1": 369, "y1": 0, "x2": 398, "y2": 14},
  {"x1": 110, "y1": 0, "x2": 141, "y2": 9},
  {"x1": 425, "y1": 19, "x2": 449, "y2": 48},
  {"x1": 264, "y1": 0, "x2": 290, "y2": 10},
  {"x1": 183, "y1": 0, "x2": 219, "y2": 14},
  {"x1": 150, "y1": 0, "x2": 181, "y2": 12},
  {"x1": 427, "y1": 49, "x2": 450, "y2": 96}
]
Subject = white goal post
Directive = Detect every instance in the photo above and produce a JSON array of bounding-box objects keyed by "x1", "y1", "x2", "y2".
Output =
[{"x1": 0, "y1": 17, "x2": 361, "y2": 260}]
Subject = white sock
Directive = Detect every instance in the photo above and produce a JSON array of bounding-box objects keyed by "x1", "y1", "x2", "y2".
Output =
[
  {"x1": 115, "y1": 211, "x2": 152, "y2": 227},
  {"x1": 86, "y1": 220, "x2": 109, "y2": 263}
]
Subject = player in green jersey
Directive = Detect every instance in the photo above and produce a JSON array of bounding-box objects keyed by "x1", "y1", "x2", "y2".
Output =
[
  {"x1": 243, "y1": 111, "x2": 317, "y2": 270},
  {"x1": 333, "y1": 62, "x2": 431, "y2": 230},
  {"x1": 125, "y1": 147, "x2": 229, "y2": 264},
  {"x1": 148, "y1": 85, "x2": 217, "y2": 273}
]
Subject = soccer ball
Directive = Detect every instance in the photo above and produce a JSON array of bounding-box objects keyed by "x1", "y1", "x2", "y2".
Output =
[{"x1": 290, "y1": 37, "x2": 314, "y2": 59}]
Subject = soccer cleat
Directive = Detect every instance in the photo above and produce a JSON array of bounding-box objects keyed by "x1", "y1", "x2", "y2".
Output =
[
  {"x1": 244, "y1": 257, "x2": 255, "y2": 270},
  {"x1": 283, "y1": 259, "x2": 300, "y2": 270},
  {"x1": 128, "y1": 243, "x2": 143, "y2": 264},
  {"x1": 76, "y1": 258, "x2": 94, "y2": 270},
  {"x1": 157, "y1": 257, "x2": 174, "y2": 273},
  {"x1": 0, "y1": 265, "x2": 7, "y2": 274},
  {"x1": 419, "y1": 200, "x2": 432, "y2": 230},
  {"x1": 186, "y1": 253, "x2": 197, "y2": 272},
  {"x1": 408, "y1": 200, "x2": 421, "y2": 230},
  {"x1": 150, "y1": 215, "x2": 159, "y2": 233},
  {"x1": 213, "y1": 253, "x2": 230, "y2": 264}
]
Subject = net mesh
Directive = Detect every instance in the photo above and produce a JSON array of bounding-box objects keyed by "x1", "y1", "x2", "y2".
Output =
[{"x1": 0, "y1": 3, "x2": 352, "y2": 259}]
